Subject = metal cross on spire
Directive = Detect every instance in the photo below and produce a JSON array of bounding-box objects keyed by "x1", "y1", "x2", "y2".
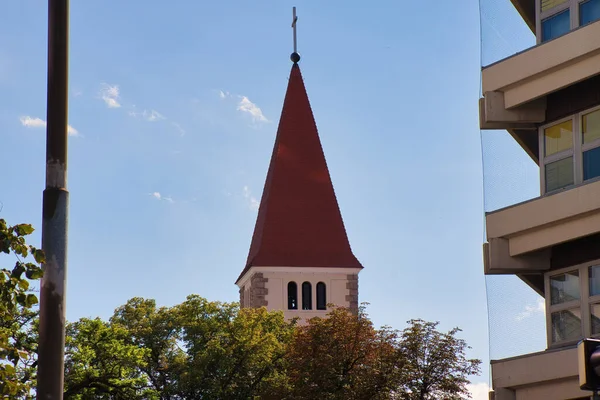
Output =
[{"x1": 291, "y1": 7, "x2": 300, "y2": 63}]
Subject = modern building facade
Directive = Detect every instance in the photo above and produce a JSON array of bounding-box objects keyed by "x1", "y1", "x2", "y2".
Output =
[
  {"x1": 235, "y1": 52, "x2": 362, "y2": 322},
  {"x1": 481, "y1": 0, "x2": 600, "y2": 398}
]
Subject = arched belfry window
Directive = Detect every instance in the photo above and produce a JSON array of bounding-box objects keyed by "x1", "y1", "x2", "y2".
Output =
[
  {"x1": 302, "y1": 282, "x2": 312, "y2": 310},
  {"x1": 287, "y1": 282, "x2": 298, "y2": 310},
  {"x1": 316, "y1": 282, "x2": 326, "y2": 310}
]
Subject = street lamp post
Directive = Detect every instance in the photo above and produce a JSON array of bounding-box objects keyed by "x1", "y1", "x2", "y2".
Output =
[{"x1": 36, "y1": 0, "x2": 70, "y2": 398}]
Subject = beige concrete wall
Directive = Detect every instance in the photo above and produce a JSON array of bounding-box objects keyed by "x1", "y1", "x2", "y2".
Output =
[
  {"x1": 514, "y1": 378, "x2": 590, "y2": 400},
  {"x1": 485, "y1": 180, "x2": 600, "y2": 257},
  {"x1": 491, "y1": 347, "x2": 594, "y2": 399},
  {"x1": 487, "y1": 180, "x2": 600, "y2": 239},
  {"x1": 492, "y1": 347, "x2": 578, "y2": 389},
  {"x1": 482, "y1": 20, "x2": 600, "y2": 108}
]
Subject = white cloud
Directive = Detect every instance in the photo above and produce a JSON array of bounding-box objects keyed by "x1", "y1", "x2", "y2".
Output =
[
  {"x1": 20, "y1": 116, "x2": 45, "y2": 128},
  {"x1": 144, "y1": 109, "x2": 165, "y2": 121},
  {"x1": 99, "y1": 83, "x2": 121, "y2": 108},
  {"x1": 217, "y1": 89, "x2": 269, "y2": 124},
  {"x1": 467, "y1": 382, "x2": 490, "y2": 400},
  {"x1": 68, "y1": 125, "x2": 79, "y2": 136},
  {"x1": 243, "y1": 186, "x2": 259, "y2": 211},
  {"x1": 19, "y1": 116, "x2": 79, "y2": 136},
  {"x1": 129, "y1": 109, "x2": 165, "y2": 122},
  {"x1": 171, "y1": 122, "x2": 185, "y2": 136},
  {"x1": 237, "y1": 96, "x2": 268, "y2": 123},
  {"x1": 150, "y1": 192, "x2": 174, "y2": 203},
  {"x1": 516, "y1": 297, "x2": 545, "y2": 321}
]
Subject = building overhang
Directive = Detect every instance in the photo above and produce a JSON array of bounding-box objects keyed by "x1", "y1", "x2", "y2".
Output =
[
  {"x1": 510, "y1": 0, "x2": 535, "y2": 34},
  {"x1": 491, "y1": 346, "x2": 593, "y2": 399},
  {"x1": 482, "y1": 20, "x2": 600, "y2": 108},
  {"x1": 484, "y1": 180, "x2": 600, "y2": 288},
  {"x1": 480, "y1": 20, "x2": 600, "y2": 137},
  {"x1": 487, "y1": 180, "x2": 600, "y2": 255}
]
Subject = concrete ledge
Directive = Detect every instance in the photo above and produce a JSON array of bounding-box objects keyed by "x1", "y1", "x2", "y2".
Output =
[
  {"x1": 482, "y1": 20, "x2": 600, "y2": 108},
  {"x1": 492, "y1": 346, "x2": 578, "y2": 389}
]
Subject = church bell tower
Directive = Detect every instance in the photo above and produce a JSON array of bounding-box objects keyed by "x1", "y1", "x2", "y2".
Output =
[{"x1": 235, "y1": 8, "x2": 363, "y2": 321}]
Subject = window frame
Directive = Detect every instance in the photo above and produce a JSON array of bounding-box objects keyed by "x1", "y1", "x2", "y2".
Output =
[
  {"x1": 316, "y1": 282, "x2": 327, "y2": 310},
  {"x1": 544, "y1": 259, "x2": 600, "y2": 348},
  {"x1": 581, "y1": 106, "x2": 600, "y2": 182},
  {"x1": 536, "y1": 0, "x2": 578, "y2": 43},
  {"x1": 287, "y1": 281, "x2": 298, "y2": 310},
  {"x1": 538, "y1": 105, "x2": 600, "y2": 195},
  {"x1": 301, "y1": 281, "x2": 312, "y2": 310},
  {"x1": 580, "y1": 0, "x2": 600, "y2": 26},
  {"x1": 536, "y1": 0, "x2": 600, "y2": 44},
  {"x1": 539, "y1": 115, "x2": 577, "y2": 195}
]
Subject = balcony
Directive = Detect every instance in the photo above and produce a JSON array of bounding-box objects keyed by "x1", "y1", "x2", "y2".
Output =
[
  {"x1": 491, "y1": 346, "x2": 592, "y2": 399},
  {"x1": 480, "y1": 19, "x2": 600, "y2": 131},
  {"x1": 484, "y1": 179, "x2": 600, "y2": 282}
]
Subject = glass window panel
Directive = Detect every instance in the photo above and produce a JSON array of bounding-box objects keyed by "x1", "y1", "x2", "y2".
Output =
[
  {"x1": 583, "y1": 109, "x2": 600, "y2": 144},
  {"x1": 542, "y1": 10, "x2": 571, "y2": 41},
  {"x1": 584, "y1": 147, "x2": 600, "y2": 181},
  {"x1": 541, "y1": 0, "x2": 568, "y2": 11},
  {"x1": 287, "y1": 282, "x2": 297, "y2": 310},
  {"x1": 581, "y1": 0, "x2": 600, "y2": 26},
  {"x1": 550, "y1": 270, "x2": 580, "y2": 305},
  {"x1": 590, "y1": 266, "x2": 600, "y2": 296},
  {"x1": 302, "y1": 282, "x2": 312, "y2": 310},
  {"x1": 545, "y1": 156, "x2": 574, "y2": 192},
  {"x1": 551, "y1": 308, "x2": 582, "y2": 342},
  {"x1": 592, "y1": 304, "x2": 600, "y2": 335},
  {"x1": 545, "y1": 120, "x2": 573, "y2": 156},
  {"x1": 316, "y1": 282, "x2": 326, "y2": 310}
]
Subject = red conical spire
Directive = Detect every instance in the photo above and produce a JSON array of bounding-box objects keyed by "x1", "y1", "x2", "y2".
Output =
[{"x1": 237, "y1": 63, "x2": 362, "y2": 283}]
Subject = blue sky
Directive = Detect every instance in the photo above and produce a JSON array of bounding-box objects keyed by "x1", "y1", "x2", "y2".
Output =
[{"x1": 0, "y1": 0, "x2": 545, "y2": 397}]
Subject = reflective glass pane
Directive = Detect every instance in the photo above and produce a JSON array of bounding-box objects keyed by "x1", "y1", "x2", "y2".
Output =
[
  {"x1": 584, "y1": 147, "x2": 600, "y2": 181},
  {"x1": 544, "y1": 120, "x2": 573, "y2": 156},
  {"x1": 583, "y1": 109, "x2": 600, "y2": 144},
  {"x1": 545, "y1": 157, "x2": 574, "y2": 192},
  {"x1": 541, "y1": 0, "x2": 568, "y2": 11},
  {"x1": 542, "y1": 10, "x2": 571, "y2": 41},
  {"x1": 590, "y1": 266, "x2": 600, "y2": 296},
  {"x1": 302, "y1": 282, "x2": 312, "y2": 310},
  {"x1": 581, "y1": 0, "x2": 600, "y2": 26},
  {"x1": 551, "y1": 309, "x2": 582, "y2": 342},
  {"x1": 550, "y1": 270, "x2": 580, "y2": 305},
  {"x1": 592, "y1": 304, "x2": 600, "y2": 335}
]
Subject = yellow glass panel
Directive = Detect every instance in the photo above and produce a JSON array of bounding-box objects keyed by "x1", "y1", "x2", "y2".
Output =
[
  {"x1": 583, "y1": 109, "x2": 600, "y2": 144},
  {"x1": 544, "y1": 120, "x2": 573, "y2": 156},
  {"x1": 541, "y1": 0, "x2": 568, "y2": 12}
]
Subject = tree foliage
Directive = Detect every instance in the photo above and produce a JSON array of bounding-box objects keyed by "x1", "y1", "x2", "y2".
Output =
[
  {"x1": 397, "y1": 319, "x2": 481, "y2": 400},
  {"x1": 0, "y1": 218, "x2": 481, "y2": 400},
  {"x1": 63, "y1": 318, "x2": 155, "y2": 400},
  {"x1": 0, "y1": 219, "x2": 44, "y2": 398},
  {"x1": 281, "y1": 306, "x2": 404, "y2": 400},
  {"x1": 0, "y1": 219, "x2": 481, "y2": 399},
  {"x1": 62, "y1": 299, "x2": 481, "y2": 400}
]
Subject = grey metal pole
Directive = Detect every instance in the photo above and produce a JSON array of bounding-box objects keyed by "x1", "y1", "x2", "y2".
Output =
[{"x1": 36, "y1": 0, "x2": 69, "y2": 398}]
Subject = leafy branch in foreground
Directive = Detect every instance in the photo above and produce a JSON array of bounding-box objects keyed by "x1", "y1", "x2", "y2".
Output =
[{"x1": 0, "y1": 219, "x2": 44, "y2": 398}]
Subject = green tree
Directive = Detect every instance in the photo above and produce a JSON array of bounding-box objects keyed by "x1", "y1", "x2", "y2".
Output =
[
  {"x1": 110, "y1": 297, "x2": 185, "y2": 400},
  {"x1": 0, "y1": 219, "x2": 44, "y2": 398},
  {"x1": 65, "y1": 296, "x2": 296, "y2": 399},
  {"x1": 397, "y1": 319, "x2": 481, "y2": 400},
  {"x1": 62, "y1": 298, "x2": 481, "y2": 400},
  {"x1": 63, "y1": 318, "x2": 155, "y2": 400},
  {"x1": 175, "y1": 295, "x2": 295, "y2": 399},
  {"x1": 281, "y1": 306, "x2": 406, "y2": 400}
]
